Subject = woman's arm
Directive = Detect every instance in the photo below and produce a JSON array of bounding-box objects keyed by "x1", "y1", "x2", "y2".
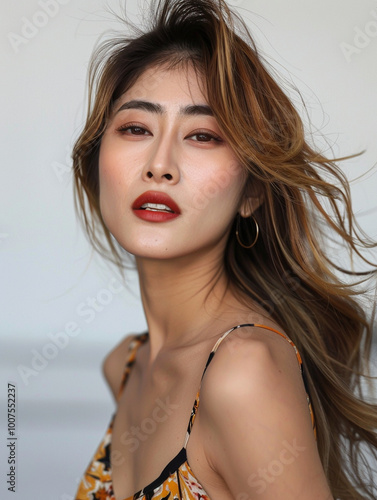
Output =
[{"x1": 199, "y1": 327, "x2": 333, "y2": 500}]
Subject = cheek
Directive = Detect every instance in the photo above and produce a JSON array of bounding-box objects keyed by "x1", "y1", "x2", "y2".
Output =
[
  {"x1": 99, "y1": 134, "x2": 141, "y2": 190},
  {"x1": 99, "y1": 135, "x2": 132, "y2": 190},
  {"x1": 188, "y1": 162, "x2": 245, "y2": 216},
  {"x1": 98, "y1": 141, "x2": 126, "y2": 222}
]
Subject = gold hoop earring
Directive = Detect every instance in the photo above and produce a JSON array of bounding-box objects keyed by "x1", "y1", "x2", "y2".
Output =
[{"x1": 236, "y1": 214, "x2": 259, "y2": 249}]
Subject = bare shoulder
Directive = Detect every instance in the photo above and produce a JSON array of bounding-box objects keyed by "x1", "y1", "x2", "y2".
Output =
[
  {"x1": 198, "y1": 325, "x2": 331, "y2": 498},
  {"x1": 201, "y1": 323, "x2": 306, "y2": 402},
  {"x1": 102, "y1": 333, "x2": 139, "y2": 400},
  {"x1": 199, "y1": 324, "x2": 311, "y2": 431}
]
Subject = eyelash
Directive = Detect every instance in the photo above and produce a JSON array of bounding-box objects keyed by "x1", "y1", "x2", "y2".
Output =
[
  {"x1": 116, "y1": 123, "x2": 223, "y2": 143},
  {"x1": 188, "y1": 130, "x2": 223, "y2": 143},
  {"x1": 116, "y1": 123, "x2": 149, "y2": 135}
]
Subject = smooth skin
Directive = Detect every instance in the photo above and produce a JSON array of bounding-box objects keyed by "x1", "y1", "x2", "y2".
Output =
[{"x1": 100, "y1": 64, "x2": 333, "y2": 499}]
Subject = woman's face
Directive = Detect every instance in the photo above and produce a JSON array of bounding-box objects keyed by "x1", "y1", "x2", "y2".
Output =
[{"x1": 99, "y1": 64, "x2": 247, "y2": 261}]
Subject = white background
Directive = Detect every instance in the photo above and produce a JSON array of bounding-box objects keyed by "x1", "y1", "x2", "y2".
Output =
[{"x1": 1, "y1": 0, "x2": 377, "y2": 498}]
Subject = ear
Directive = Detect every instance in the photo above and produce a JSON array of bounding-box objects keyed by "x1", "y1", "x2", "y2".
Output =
[{"x1": 239, "y1": 183, "x2": 264, "y2": 218}]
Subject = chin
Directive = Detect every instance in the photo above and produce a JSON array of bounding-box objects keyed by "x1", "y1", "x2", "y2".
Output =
[{"x1": 115, "y1": 239, "x2": 176, "y2": 260}]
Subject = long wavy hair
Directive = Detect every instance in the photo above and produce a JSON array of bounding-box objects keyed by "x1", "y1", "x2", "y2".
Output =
[{"x1": 72, "y1": 0, "x2": 377, "y2": 497}]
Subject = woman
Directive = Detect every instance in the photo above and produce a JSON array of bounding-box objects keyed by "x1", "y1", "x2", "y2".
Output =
[{"x1": 73, "y1": 0, "x2": 377, "y2": 498}]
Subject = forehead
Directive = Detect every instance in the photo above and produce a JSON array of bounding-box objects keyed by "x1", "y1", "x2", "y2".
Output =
[{"x1": 116, "y1": 64, "x2": 208, "y2": 109}]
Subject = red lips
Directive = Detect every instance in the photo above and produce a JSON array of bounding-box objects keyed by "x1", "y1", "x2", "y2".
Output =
[{"x1": 132, "y1": 191, "x2": 181, "y2": 222}]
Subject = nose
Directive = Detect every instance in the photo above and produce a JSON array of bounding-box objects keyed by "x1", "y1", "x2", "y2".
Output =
[{"x1": 142, "y1": 134, "x2": 180, "y2": 184}]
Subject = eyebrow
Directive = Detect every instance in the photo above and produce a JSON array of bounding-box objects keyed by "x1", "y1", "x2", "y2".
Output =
[{"x1": 115, "y1": 100, "x2": 214, "y2": 117}]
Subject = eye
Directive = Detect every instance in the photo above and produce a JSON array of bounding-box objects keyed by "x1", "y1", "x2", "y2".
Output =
[
  {"x1": 116, "y1": 123, "x2": 151, "y2": 136},
  {"x1": 187, "y1": 130, "x2": 223, "y2": 143}
]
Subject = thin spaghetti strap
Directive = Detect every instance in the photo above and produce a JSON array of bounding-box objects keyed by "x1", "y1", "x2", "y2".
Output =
[
  {"x1": 116, "y1": 332, "x2": 149, "y2": 402},
  {"x1": 253, "y1": 323, "x2": 302, "y2": 364},
  {"x1": 212, "y1": 323, "x2": 302, "y2": 365},
  {"x1": 184, "y1": 323, "x2": 316, "y2": 448},
  {"x1": 183, "y1": 324, "x2": 249, "y2": 448}
]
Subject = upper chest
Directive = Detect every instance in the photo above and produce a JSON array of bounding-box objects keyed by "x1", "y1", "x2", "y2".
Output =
[{"x1": 110, "y1": 340, "x2": 230, "y2": 500}]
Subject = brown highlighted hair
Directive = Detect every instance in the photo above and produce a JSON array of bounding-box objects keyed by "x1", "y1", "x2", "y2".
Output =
[{"x1": 72, "y1": 1, "x2": 377, "y2": 498}]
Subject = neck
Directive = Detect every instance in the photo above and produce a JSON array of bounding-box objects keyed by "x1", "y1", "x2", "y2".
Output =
[{"x1": 136, "y1": 250, "x2": 244, "y2": 362}]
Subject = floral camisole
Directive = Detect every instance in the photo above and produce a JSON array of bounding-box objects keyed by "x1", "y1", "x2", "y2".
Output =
[{"x1": 75, "y1": 323, "x2": 316, "y2": 500}]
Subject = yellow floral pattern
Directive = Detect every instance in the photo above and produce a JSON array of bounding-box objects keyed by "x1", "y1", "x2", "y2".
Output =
[{"x1": 76, "y1": 325, "x2": 315, "y2": 500}]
